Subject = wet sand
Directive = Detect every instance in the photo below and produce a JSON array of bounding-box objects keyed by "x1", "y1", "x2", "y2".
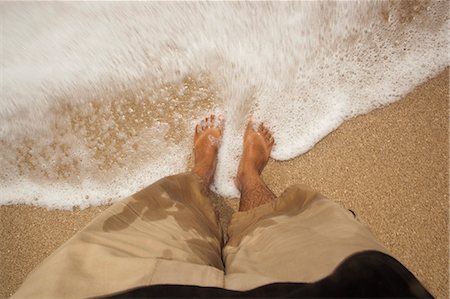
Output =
[{"x1": 0, "y1": 69, "x2": 448, "y2": 298}]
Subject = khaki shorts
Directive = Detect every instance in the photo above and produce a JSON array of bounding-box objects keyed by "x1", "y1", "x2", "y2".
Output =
[{"x1": 13, "y1": 173, "x2": 388, "y2": 299}]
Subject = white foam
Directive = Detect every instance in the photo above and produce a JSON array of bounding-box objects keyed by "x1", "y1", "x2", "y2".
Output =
[{"x1": 0, "y1": 2, "x2": 448, "y2": 207}]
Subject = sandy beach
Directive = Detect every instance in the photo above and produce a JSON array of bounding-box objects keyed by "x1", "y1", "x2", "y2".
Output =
[{"x1": 0, "y1": 69, "x2": 448, "y2": 298}]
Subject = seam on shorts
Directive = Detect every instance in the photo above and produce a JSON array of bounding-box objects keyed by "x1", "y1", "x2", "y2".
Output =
[
  {"x1": 222, "y1": 269, "x2": 226, "y2": 289},
  {"x1": 147, "y1": 259, "x2": 161, "y2": 285}
]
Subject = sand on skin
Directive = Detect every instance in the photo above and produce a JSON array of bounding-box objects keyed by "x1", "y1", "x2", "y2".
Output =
[{"x1": 0, "y1": 69, "x2": 448, "y2": 298}]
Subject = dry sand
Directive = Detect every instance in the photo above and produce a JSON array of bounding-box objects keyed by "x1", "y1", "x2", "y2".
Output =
[{"x1": 1, "y1": 69, "x2": 448, "y2": 298}]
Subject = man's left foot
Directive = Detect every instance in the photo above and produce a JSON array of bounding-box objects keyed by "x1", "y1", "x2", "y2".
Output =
[{"x1": 193, "y1": 114, "x2": 224, "y2": 187}]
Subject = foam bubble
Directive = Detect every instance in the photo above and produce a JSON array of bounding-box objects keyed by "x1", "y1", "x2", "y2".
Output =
[{"x1": 0, "y1": 1, "x2": 448, "y2": 207}]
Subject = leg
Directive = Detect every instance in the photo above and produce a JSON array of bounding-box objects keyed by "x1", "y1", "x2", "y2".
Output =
[
  {"x1": 13, "y1": 115, "x2": 225, "y2": 299},
  {"x1": 223, "y1": 120, "x2": 389, "y2": 291},
  {"x1": 235, "y1": 121, "x2": 275, "y2": 211}
]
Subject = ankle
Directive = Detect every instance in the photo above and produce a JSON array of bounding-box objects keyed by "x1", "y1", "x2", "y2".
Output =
[
  {"x1": 193, "y1": 164, "x2": 213, "y2": 186},
  {"x1": 235, "y1": 169, "x2": 261, "y2": 192}
]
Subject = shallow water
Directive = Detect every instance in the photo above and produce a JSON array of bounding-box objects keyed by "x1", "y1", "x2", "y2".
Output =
[{"x1": 1, "y1": 1, "x2": 448, "y2": 209}]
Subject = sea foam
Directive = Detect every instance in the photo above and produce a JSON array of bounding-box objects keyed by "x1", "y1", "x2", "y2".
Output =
[{"x1": 0, "y1": 2, "x2": 448, "y2": 209}]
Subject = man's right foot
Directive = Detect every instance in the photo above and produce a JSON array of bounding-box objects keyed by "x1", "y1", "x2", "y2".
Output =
[{"x1": 235, "y1": 120, "x2": 274, "y2": 191}]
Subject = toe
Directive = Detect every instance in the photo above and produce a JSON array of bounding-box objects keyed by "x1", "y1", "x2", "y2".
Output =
[
  {"x1": 263, "y1": 125, "x2": 270, "y2": 136},
  {"x1": 217, "y1": 115, "x2": 225, "y2": 129},
  {"x1": 194, "y1": 124, "x2": 201, "y2": 143},
  {"x1": 259, "y1": 124, "x2": 274, "y2": 145},
  {"x1": 265, "y1": 127, "x2": 272, "y2": 140},
  {"x1": 246, "y1": 119, "x2": 254, "y2": 131},
  {"x1": 260, "y1": 123, "x2": 270, "y2": 136},
  {"x1": 216, "y1": 115, "x2": 225, "y2": 134},
  {"x1": 258, "y1": 122, "x2": 265, "y2": 134}
]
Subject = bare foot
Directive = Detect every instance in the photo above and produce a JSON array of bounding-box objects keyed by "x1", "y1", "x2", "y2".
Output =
[
  {"x1": 235, "y1": 120, "x2": 274, "y2": 191},
  {"x1": 235, "y1": 120, "x2": 275, "y2": 210},
  {"x1": 193, "y1": 114, "x2": 224, "y2": 187}
]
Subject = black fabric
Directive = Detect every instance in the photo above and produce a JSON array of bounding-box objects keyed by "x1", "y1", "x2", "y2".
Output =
[{"x1": 103, "y1": 251, "x2": 433, "y2": 298}]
